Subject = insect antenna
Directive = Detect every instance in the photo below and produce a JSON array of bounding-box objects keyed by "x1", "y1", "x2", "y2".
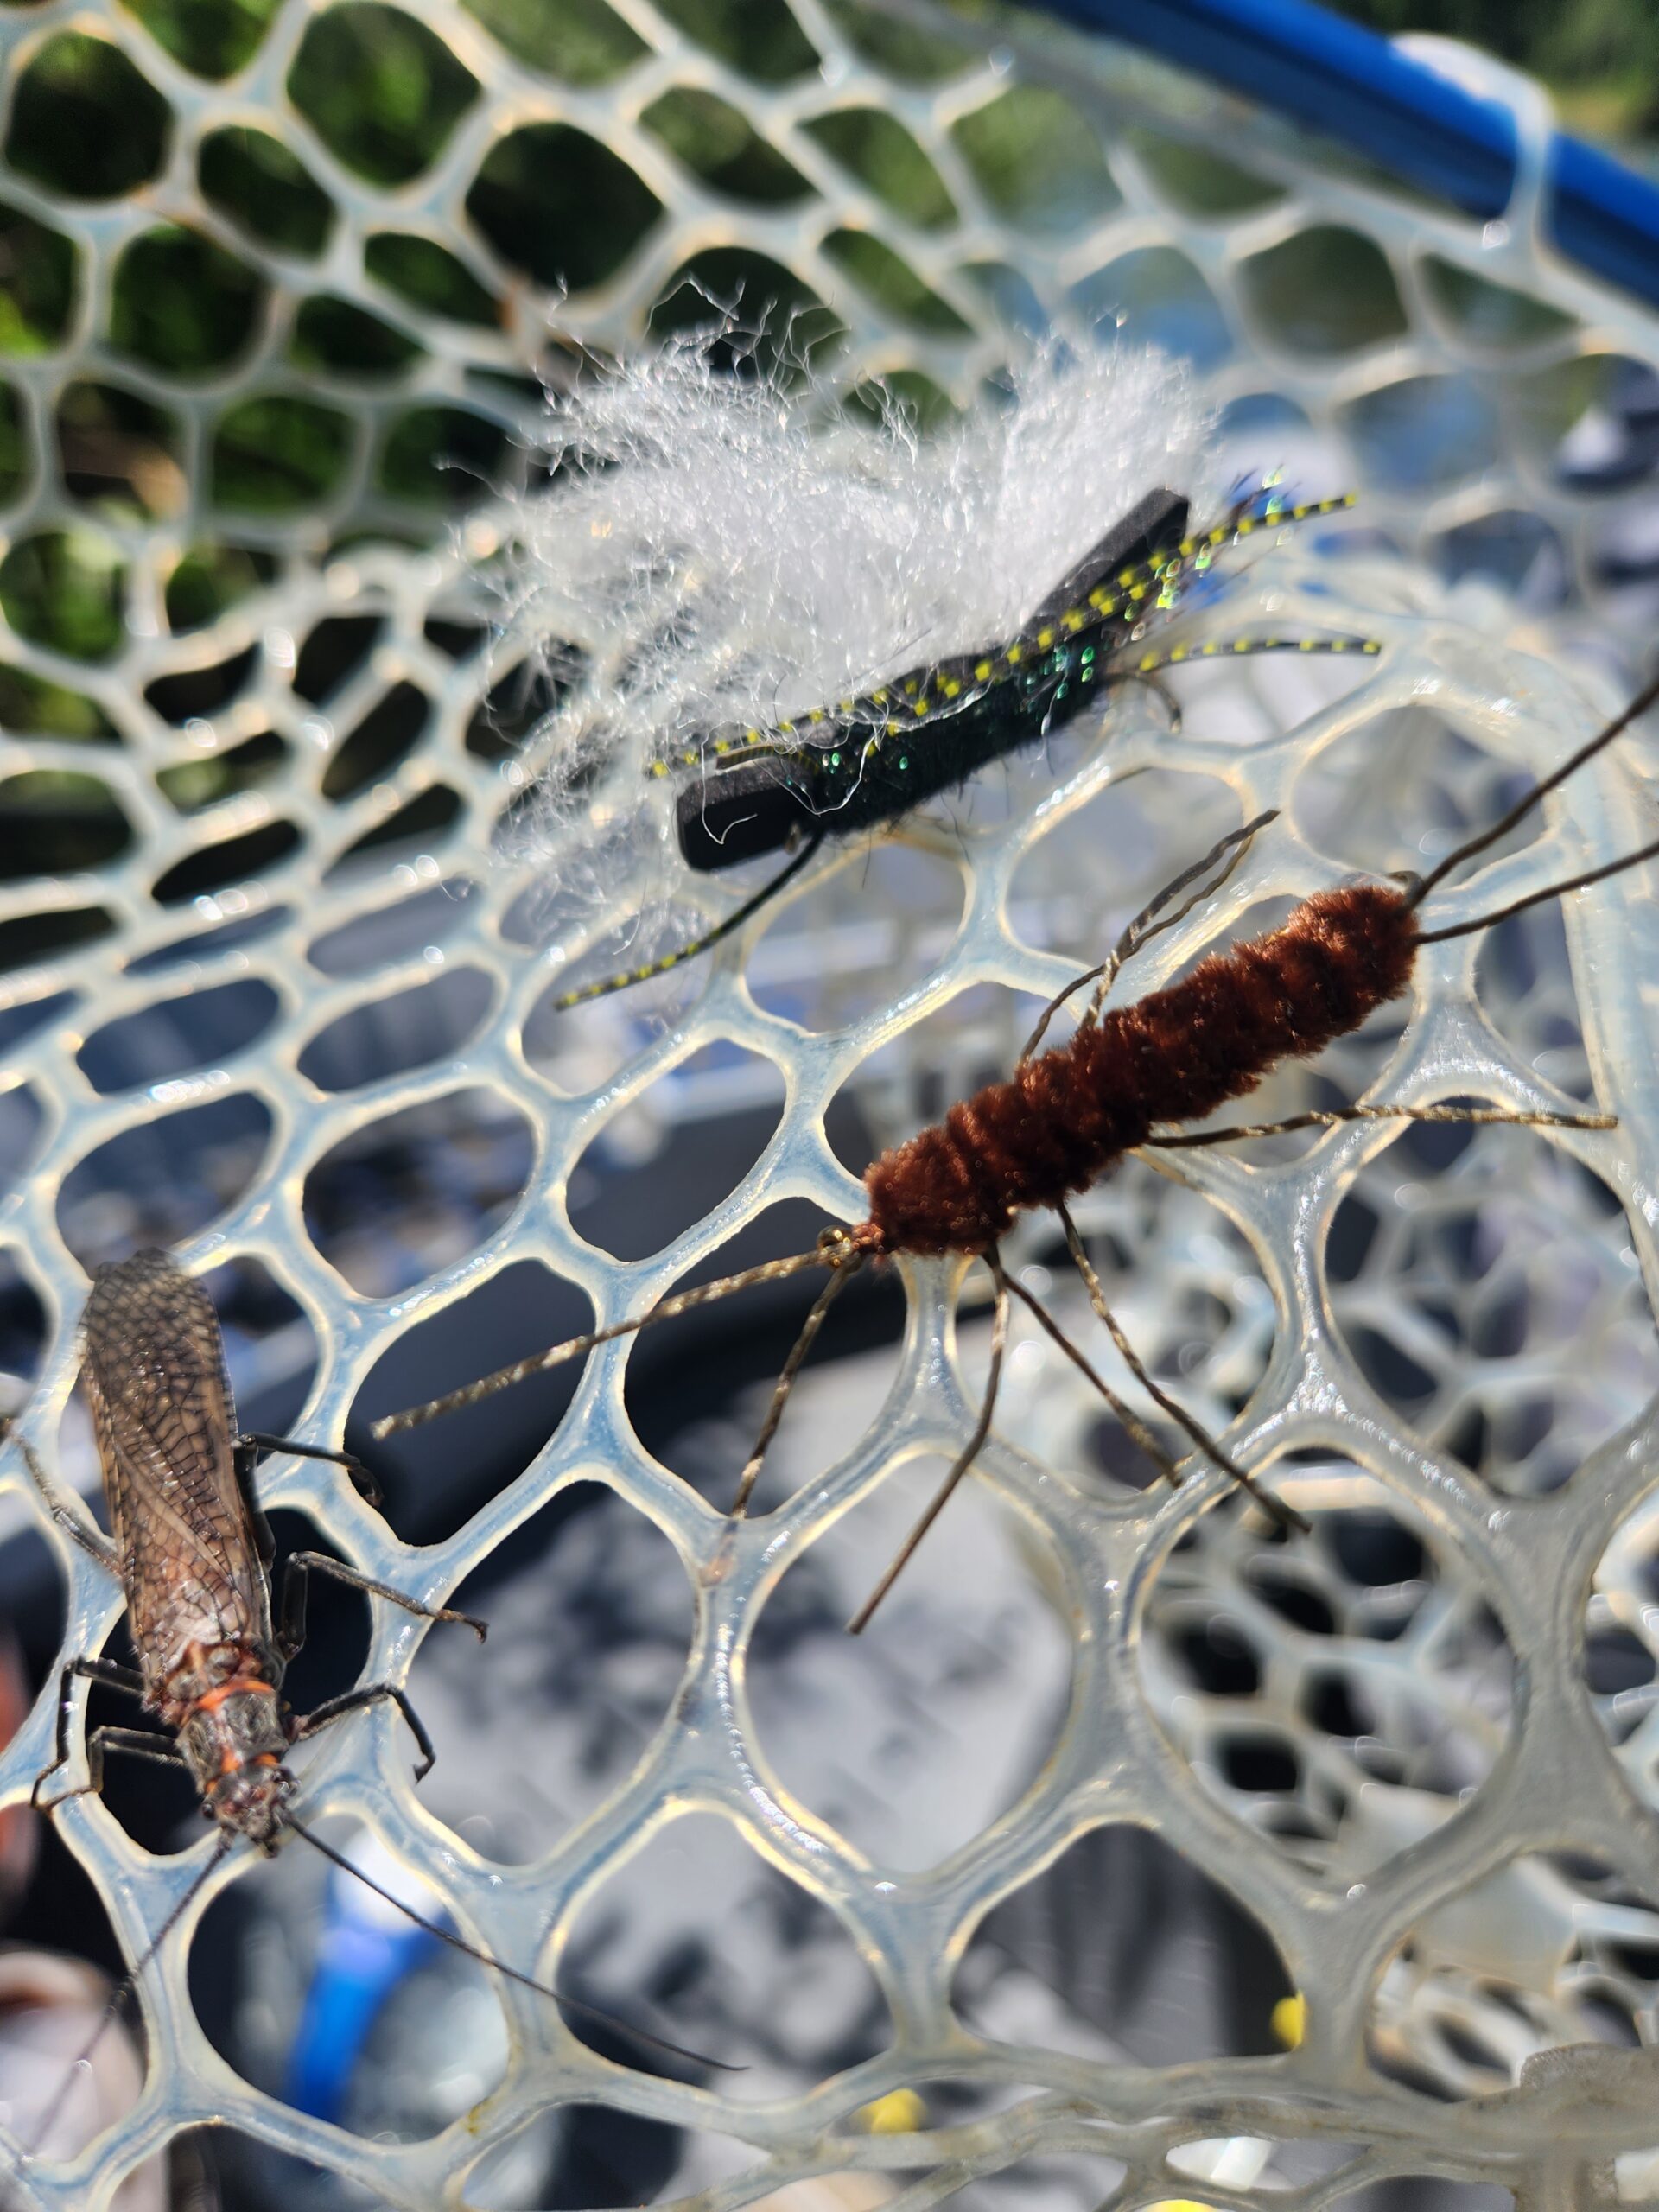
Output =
[
  {"x1": 22, "y1": 1831, "x2": 236, "y2": 2161},
  {"x1": 283, "y1": 1815, "x2": 738, "y2": 2074},
  {"x1": 847, "y1": 1248, "x2": 1010, "y2": 1635},
  {"x1": 550, "y1": 831, "x2": 824, "y2": 1011},
  {"x1": 371, "y1": 1244, "x2": 834, "y2": 1437}
]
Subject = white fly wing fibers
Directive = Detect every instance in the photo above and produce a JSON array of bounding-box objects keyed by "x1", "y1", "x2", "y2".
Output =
[{"x1": 491, "y1": 337, "x2": 1213, "y2": 981}]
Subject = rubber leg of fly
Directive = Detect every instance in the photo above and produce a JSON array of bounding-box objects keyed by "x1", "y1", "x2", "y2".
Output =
[
  {"x1": 1143, "y1": 1103, "x2": 1617, "y2": 1153},
  {"x1": 848, "y1": 1249, "x2": 1011, "y2": 1635},
  {"x1": 1407, "y1": 665, "x2": 1659, "y2": 906},
  {"x1": 1058, "y1": 1203, "x2": 1306, "y2": 1535},
  {"x1": 731, "y1": 1249, "x2": 867, "y2": 1517},
  {"x1": 1414, "y1": 826, "x2": 1659, "y2": 944},
  {"x1": 550, "y1": 832, "x2": 825, "y2": 1011},
  {"x1": 371, "y1": 1247, "x2": 830, "y2": 1438},
  {"x1": 277, "y1": 1551, "x2": 486, "y2": 1664},
  {"x1": 1000, "y1": 1270, "x2": 1185, "y2": 1490},
  {"x1": 1020, "y1": 811, "x2": 1278, "y2": 1065}
]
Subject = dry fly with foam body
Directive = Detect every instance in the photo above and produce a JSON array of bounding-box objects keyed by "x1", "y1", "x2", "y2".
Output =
[{"x1": 497, "y1": 340, "x2": 1376, "y2": 1007}]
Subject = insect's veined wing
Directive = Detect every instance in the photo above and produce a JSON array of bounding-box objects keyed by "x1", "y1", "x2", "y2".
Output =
[{"x1": 79, "y1": 1249, "x2": 271, "y2": 1684}]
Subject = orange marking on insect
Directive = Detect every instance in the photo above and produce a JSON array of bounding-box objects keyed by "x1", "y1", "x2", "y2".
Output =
[{"x1": 192, "y1": 1677, "x2": 277, "y2": 1719}]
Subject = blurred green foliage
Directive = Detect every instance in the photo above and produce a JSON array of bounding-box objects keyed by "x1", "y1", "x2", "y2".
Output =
[
  {"x1": 291, "y1": 296, "x2": 423, "y2": 380},
  {"x1": 466, "y1": 125, "x2": 663, "y2": 289},
  {"x1": 1329, "y1": 0, "x2": 1659, "y2": 140},
  {"x1": 0, "y1": 384, "x2": 28, "y2": 508},
  {"x1": 0, "y1": 771, "x2": 131, "y2": 879},
  {"x1": 950, "y1": 87, "x2": 1121, "y2": 233},
  {"x1": 111, "y1": 227, "x2": 265, "y2": 377},
  {"x1": 156, "y1": 731, "x2": 288, "y2": 811},
  {"x1": 164, "y1": 544, "x2": 277, "y2": 633},
  {"x1": 460, "y1": 0, "x2": 648, "y2": 84},
  {"x1": 378, "y1": 407, "x2": 509, "y2": 503},
  {"x1": 122, "y1": 0, "x2": 284, "y2": 79},
  {"x1": 1240, "y1": 226, "x2": 1408, "y2": 353},
  {"x1": 364, "y1": 234, "x2": 501, "y2": 327},
  {"x1": 199, "y1": 129, "x2": 336, "y2": 259},
  {"x1": 0, "y1": 531, "x2": 128, "y2": 661},
  {"x1": 211, "y1": 396, "x2": 353, "y2": 512},
  {"x1": 0, "y1": 207, "x2": 79, "y2": 357},
  {"x1": 800, "y1": 111, "x2": 957, "y2": 228},
  {"x1": 822, "y1": 229, "x2": 974, "y2": 334},
  {"x1": 649, "y1": 0, "x2": 818, "y2": 84},
  {"x1": 287, "y1": 4, "x2": 480, "y2": 187},
  {"x1": 6, "y1": 33, "x2": 171, "y2": 200},
  {"x1": 643, "y1": 89, "x2": 816, "y2": 203},
  {"x1": 0, "y1": 665, "x2": 118, "y2": 742}
]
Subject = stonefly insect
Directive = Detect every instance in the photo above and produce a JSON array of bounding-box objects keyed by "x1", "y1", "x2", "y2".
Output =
[
  {"x1": 10, "y1": 1249, "x2": 727, "y2": 2158},
  {"x1": 25, "y1": 1249, "x2": 480, "y2": 1842},
  {"x1": 381, "y1": 672, "x2": 1659, "y2": 1626},
  {"x1": 552, "y1": 483, "x2": 1380, "y2": 1007}
]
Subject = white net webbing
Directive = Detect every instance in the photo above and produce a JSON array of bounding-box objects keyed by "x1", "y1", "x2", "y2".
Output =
[{"x1": 1, "y1": 1, "x2": 1658, "y2": 2207}]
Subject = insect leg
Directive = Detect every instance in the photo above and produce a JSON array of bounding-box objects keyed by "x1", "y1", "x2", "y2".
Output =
[
  {"x1": 1122, "y1": 632, "x2": 1384, "y2": 695},
  {"x1": 83, "y1": 1730, "x2": 189, "y2": 1780},
  {"x1": 848, "y1": 1246, "x2": 1011, "y2": 1635},
  {"x1": 32, "y1": 1656, "x2": 148, "y2": 1808},
  {"x1": 239, "y1": 1432, "x2": 381, "y2": 1508},
  {"x1": 7, "y1": 1427, "x2": 118, "y2": 1569},
  {"x1": 37, "y1": 1725, "x2": 187, "y2": 1814},
  {"x1": 1057, "y1": 1202, "x2": 1306, "y2": 1535},
  {"x1": 1143, "y1": 1104, "x2": 1618, "y2": 1151},
  {"x1": 292, "y1": 1681, "x2": 438, "y2": 1782},
  {"x1": 277, "y1": 1551, "x2": 486, "y2": 1662}
]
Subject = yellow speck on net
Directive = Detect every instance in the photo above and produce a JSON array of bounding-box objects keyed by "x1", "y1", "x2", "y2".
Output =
[
  {"x1": 1272, "y1": 1992, "x2": 1307, "y2": 2048},
  {"x1": 851, "y1": 2089, "x2": 926, "y2": 2134}
]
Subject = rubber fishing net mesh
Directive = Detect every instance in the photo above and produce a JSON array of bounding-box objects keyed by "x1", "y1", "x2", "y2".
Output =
[{"x1": 2, "y1": 0, "x2": 1659, "y2": 2206}]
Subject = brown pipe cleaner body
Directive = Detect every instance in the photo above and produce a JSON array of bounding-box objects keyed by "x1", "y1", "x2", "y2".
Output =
[{"x1": 859, "y1": 882, "x2": 1419, "y2": 1257}]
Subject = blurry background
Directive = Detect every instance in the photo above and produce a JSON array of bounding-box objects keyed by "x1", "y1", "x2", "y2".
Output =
[{"x1": 0, "y1": 0, "x2": 1658, "y2": 2207}]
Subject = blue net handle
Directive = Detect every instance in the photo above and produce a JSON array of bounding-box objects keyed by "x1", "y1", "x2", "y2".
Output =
[{"x1": 1013, "y1": 0, "x2": 1659, "y2": 309}]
